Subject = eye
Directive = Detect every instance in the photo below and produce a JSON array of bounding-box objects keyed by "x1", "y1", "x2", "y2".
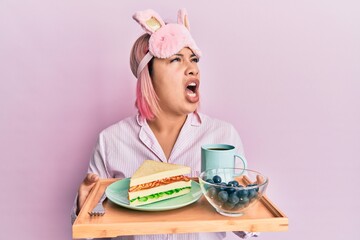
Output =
[
  {"x1": 191, "y1": 57, "x2": 199, "y2": 63},
  {"x1": 170, "y1": 57, "x2": 181, "y2": 63}
]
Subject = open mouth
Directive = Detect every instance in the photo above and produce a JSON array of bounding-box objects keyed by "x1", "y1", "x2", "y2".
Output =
[
  {"x1": 186, "y1": 82, "x2": 197, "y2": 94},
  {"x1": 185, "y1": 80, "x2": 200, "y2": 103}
]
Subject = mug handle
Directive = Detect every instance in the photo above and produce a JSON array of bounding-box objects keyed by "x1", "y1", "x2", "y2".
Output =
[{"x1": 234, "y1": 154, "x2": 247, "y2": 170}]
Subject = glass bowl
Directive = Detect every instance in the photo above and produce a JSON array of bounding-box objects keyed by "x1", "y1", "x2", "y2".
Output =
[{"x1": 198, "y1": 168, "x2": 268, "y2": 217}]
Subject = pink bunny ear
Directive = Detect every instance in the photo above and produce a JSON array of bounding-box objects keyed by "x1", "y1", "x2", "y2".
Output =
[
  {"x1": 177, "y1": 8, "x2": 190, "y2": 30},
  {"x1": 133, "y1": 9, "x2": 165, "y2": 34}
]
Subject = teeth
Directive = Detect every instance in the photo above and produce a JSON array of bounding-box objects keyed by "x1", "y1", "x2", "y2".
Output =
[
  {"x1": 187, "y1": 91, "x2": 196, "y2": 97},
  {"x1": 186, "y1": 81, "x2": 198, "y2": 96}
]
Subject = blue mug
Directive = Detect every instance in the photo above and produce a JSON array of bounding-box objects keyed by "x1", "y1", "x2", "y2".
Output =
[{"x1": 201, "y1": 144, "x2": 247, "y2": 172}]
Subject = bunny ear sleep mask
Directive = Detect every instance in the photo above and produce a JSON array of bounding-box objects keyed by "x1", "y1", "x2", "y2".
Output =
[{"x1": 133, "y1": 8, "x2": 202, "y2": 78}]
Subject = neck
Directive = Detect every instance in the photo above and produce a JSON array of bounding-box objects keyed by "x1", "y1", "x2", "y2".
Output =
[
  {"x1": 148, "y1": 112, "x2": 188, "y2": 134},
  {"x1": 147, "y1": 112, "x2": 188, "y2": 160}
]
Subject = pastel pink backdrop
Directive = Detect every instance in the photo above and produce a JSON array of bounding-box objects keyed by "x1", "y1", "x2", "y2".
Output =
[{"x1": 1, "y1": 1, "x2": 359, "y2": 239}]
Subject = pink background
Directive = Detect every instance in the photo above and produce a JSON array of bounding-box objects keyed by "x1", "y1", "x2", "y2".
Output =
[{"x1": 1, "y1": 1, "x2": 359, "y2": 239}]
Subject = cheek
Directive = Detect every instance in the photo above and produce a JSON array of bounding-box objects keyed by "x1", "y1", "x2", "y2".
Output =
[
  {"x1": 153, "y1": 80, "x2": 174, "y2": 99},
  {"x1": 159, "y1": 83, "x2": 183, "y2": 103},
  {"x1": 151, "y1": 65, "x2": 184, "y2": 98}
]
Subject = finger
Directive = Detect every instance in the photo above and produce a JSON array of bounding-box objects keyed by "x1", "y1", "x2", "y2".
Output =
[
  {"x1": 83, "y1": 173, "x2": 99, "y2": 185},
  {"x1": 77, "y1": 174, "x2": 99, "y2": 213},
  {"x1": 256, "y1": 175, "x2": 264, "y2": 184}
]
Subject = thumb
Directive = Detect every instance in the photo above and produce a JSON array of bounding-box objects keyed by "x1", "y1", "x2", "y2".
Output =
[
  {"x1": 83, "y1": 173, "x2": 99, "y2": 186},
  {"x1": 77, "y1": 173, "x2": 100, "y2": 213}
]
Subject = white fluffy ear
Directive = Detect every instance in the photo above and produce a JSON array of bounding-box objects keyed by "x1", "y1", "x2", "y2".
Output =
[
  {"x1": 133, "y1": 9, "x2": 165, "y2": 34},
  {"x1": 177, "y1": 8, "x2": 190, "y2": 30}
]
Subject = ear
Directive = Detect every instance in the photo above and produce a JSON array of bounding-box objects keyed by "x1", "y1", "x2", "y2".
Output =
[
  {"x1": 133, "y1": 9, "x2": 165, "y2": 34},
  {"x1": 177, "y1": 8, "x2": 190, "y2": 30}
]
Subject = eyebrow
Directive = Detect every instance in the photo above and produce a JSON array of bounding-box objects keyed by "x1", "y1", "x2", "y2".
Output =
[{"x1": 174, "y1": 53, "x2": 197, "y2": 57}]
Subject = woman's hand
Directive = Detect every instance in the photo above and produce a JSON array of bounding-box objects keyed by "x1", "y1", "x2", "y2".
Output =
[{"x1": 76, "y1": 173, "x2": 99, "y2": 214}]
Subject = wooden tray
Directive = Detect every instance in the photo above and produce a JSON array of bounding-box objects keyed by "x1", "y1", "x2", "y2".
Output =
[{"x1": 73, "y1": 179, "x2": 288, "y2": 239}]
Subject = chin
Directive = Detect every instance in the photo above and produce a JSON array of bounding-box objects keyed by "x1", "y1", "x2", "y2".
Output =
[{"x1": 185, "y1": 103, "x2": 199, "y2": 114}]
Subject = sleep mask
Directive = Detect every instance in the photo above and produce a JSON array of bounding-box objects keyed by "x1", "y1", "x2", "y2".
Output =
[{"x1": 133, "y1": 8, "x2": 201, "y2": 78}]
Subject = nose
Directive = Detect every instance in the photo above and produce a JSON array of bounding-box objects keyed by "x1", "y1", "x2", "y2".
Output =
[{"x1": 185, "y1": 61, "x2": 199, "y2": 76}]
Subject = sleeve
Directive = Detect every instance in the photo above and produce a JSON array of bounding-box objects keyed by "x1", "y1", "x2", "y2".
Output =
[
  {"x1": 87, "y1": 133, "x2": 111, "y2": 178},
  {"x1": 233, "y1": 231, "x2": 260, "y2": 239},
  {"x1": 71, "y1": 195, "x2": 78, "y2": 225}
]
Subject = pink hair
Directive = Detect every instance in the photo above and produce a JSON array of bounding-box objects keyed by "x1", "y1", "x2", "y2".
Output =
[{"x1": 130, "y1": 34, "x2": 160, "y2": 120}]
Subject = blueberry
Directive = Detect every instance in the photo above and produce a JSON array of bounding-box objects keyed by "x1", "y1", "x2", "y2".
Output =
[
  {"x1": 236, "y1": 188, "x2": 249, "y2": 198},
  {"x1": 206, "y1": 187, "x2": 218, "y2": 199},
  {"x1": 206, "y1": 178, "x2": 214, "y2": 184},
  {"x1": 233, "y1": 203, "x2": 245, "y2": 210},
  {"x1": 223, "y1": 202, "x2": 235, "y2": 210},
  {"x1": 213, "y1": 175, "x2": 222, "y2": 184},
  {"x1": 228, "y1": 193, "x2": 240, "y2": 204},
  {"x1": 226, "y1": 183, "x2": 233, "y2": 187},
  {"x1": 226, "y1": 186, "x2": 236, "y2": 195},
  {"x1": 238, "y1": 196, "x2": 250, "y2": 205},
  {"x1": 228, "y1": 180, "x2": 240, "y2": 187},
  {"x1": 217, "y1": 190, "x2": 229, "y2": 203},
  {"x1": 248, "y1": 189, "x2": 258, "y2": 199},
  {"x1": 219, "y1": 182, "x2": 227, "y2": 191}
]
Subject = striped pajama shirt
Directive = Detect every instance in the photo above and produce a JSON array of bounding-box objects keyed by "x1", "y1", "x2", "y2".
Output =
[{"x1": 72, "y1": 112, "x2": 251, "y2": 240}]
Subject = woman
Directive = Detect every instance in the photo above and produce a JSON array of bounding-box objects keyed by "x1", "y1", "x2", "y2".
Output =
[{"x1": 73, "y1": 9, "x2": 257, "y2": 240}]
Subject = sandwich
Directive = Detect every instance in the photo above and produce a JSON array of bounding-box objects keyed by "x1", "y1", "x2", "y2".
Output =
[{"x1": 128, "y1": 160, "x2": 192, "y2": 206}]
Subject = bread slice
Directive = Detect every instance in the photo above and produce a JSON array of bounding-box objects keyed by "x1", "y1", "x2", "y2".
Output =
[{"x1": 130, "y1": 160, "x2": 191, "y2": 186}]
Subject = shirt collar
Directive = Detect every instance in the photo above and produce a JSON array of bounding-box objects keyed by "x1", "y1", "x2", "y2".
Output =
[
  {"x1": 190, "y1": 111, "x2": 202, "y2": 126},
  {"x1": 136, "y1": 112, "x2": 203, "y2": 127},
  {"x1": 136, "y1": 113, "x2": 147, "y2": 126}
]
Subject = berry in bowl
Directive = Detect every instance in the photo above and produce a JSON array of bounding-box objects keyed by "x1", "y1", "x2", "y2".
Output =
[{"x1": 198, "y1": 168, "x2": 268, "y2": 217}]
